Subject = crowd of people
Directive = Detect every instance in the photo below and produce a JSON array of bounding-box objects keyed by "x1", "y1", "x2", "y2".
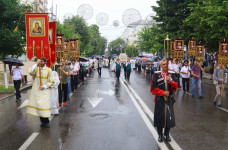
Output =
[{"x1": 10, "y1": 55, "x2": 227, "y2": 142}]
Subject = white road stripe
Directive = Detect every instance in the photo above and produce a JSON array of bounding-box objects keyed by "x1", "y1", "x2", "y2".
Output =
[
  {"x1": 217, "y1": 106, "x2": 228, "y2": 112},
  {"x1": 18, "y1": 132, "x2": 39, "y2": 150},
  {"x1": 120, "y1": 78, "x2": 169, "y2": 150},
  {"x1": 121, "y1": 76, "x2": 182, "y2": 150},
  {"x1": 18, "y1": 81, "x2": 83, "y2": 149}
]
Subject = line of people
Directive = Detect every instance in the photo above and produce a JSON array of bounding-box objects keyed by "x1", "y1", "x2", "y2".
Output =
[{"x1": 24, "y1": 57, "x2": 91, "y2": 128}]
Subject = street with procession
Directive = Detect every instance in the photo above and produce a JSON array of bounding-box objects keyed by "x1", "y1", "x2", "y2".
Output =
[{"x1": 0, "y1": 68, "x2": 227, "y2": 150}]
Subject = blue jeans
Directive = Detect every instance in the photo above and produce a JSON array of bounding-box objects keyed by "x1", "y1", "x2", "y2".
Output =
[
  {"x1": 192, "y1": 78, "x2": 202, "y2": 97},
  {"x1": 67, "y1": 77, "x2": 71, "y2": 97}
]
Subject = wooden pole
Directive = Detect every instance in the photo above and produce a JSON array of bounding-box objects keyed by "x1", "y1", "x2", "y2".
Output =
[
  {"x1": 221, "y1": 65, "x2": 225, "y2": 97},
  {"x1": 60, "y1": 62, "x2": 62, "y2": 90}
]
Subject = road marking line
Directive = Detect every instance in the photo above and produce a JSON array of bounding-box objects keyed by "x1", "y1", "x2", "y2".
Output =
[
  {"x1": 120, "y1": 78, "x2": 169, "y2": 150},
  {"x1": 18, "y1": 132, "x2": 39, "y2": 150},
  {"x1": 121, "y1": 76, "x2": 182, "y2": 150},
  {"x1": 217, "y1": 106, "x2": 228, "y2": 113}
]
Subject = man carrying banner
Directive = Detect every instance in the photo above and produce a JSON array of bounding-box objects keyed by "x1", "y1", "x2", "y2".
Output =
[
  {"x1": 27, "y1": 57, "x2": 54, "y2": 128},
  {"x1": 213, "y1": 64, "x2": 228, "y2": 107}
]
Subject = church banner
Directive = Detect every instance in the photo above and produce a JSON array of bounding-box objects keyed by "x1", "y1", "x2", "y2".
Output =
[
  {"x1": 56, "y1": 34, "x2": 64, "y2": 60},
  {"x1": 25, "y1": 13, "x2": 49, "y2": 60},
  {"x1": 49, "y1": 22, "x2": 56, "y2": 66},
  {"x1": 196, "y1": 43, "x2": 204, "y2": 62},
  {"x1": 188, "y1": 38, "x2": 196, "y2": 57},
  {"x1": 170, "y1": 40, "x2": 175, "y2": 58},
  {"x1": 174, "y1": 39, "x2": 184, "y2": 58},
  {"x1": 63, "y1": 40, "x2": 69, "y2": 61},
  {"x1": 218, "y1": 39, "x2": 228, "y2": 64},
  {"x1": 69, "y1": 39, "x2": 77, "y2": 60}
]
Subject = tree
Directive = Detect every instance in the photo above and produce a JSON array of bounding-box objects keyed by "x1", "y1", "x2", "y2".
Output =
[
  {"x1": 137, "y1": 25, "x2": 164, "y2": 54},
  {"x1": 184, "y1": 0, "x2": 228, "y2": 52},
  {"x1": 108, "y1": 38, "x2": 125, "y2": 55},
  {"x1": 0, "y1": 0, "x2": 32, "y2": 60},
  {"x1": 125, "y1": 45, "x2": 138, "y2": 57},
  {"x1": 152, "y1": 0, "x2": 197, "y2": 41}
]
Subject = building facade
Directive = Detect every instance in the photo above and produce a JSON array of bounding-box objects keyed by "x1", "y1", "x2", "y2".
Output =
[{"x1": 121, "y1": 20, "x2": 156, "y2": 47}]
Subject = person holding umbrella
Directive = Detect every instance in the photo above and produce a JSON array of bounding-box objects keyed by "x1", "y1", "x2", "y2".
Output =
[{"x1": 11, "y1": 63, "x2": 25, "y2": 101}]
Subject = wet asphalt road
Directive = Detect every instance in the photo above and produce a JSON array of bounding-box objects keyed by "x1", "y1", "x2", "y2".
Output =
[{"x1": 0, "y1": 68, "x2": 227, "y2": 150}]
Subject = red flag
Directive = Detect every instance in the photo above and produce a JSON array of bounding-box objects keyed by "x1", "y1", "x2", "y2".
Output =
[
  {"x1": 49, "y1": 22, "x2": 56, "y2": 67},
  {"x1": 25, "y1": 13, "x2": 49, "y2": 60}
]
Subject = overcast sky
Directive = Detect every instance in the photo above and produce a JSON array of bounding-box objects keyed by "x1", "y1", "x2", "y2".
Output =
[{"x1": 48, "y1": 0, "x2": 157, "y2": 42}]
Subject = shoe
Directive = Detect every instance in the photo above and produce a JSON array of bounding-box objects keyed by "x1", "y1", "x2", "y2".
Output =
[
  {"x1": 192, "y1": 95, "x2": 195, "y2": 98},
  {"x1": 213, "y1": 101, "x2": 216, "y2": 106},
  {"x1": 165, "y1": 134, "x2": 171, "y2": 142},
  {"x1": 16, "y1": 99, "x2": 19, "y2": 102},
  {"x1": 59, "y1": 103, "x2": 62, "y2": 106},
  {"x1": 64, "y1": 102, "x2": 67, "y2": 106},
  {"x1": 71, "y1": 91, "x2": 74, "y2": 93},
  {"x1": 217, "y1": 104, "x2": 222, "y2": 108},
  {"x1": 158, "y1": 134, "x2": 163, "y2": 143},
  {"x1": 44, "y1": 123, "x2": 50, "y2": 128},
  {"x1": 199, "y1": 96, "x2": 204, "y2": 99}
]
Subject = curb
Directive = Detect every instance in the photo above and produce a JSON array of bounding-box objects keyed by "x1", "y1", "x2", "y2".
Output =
[{"x1": 0, "y1": 84, "x2": 32, "y2": 101}]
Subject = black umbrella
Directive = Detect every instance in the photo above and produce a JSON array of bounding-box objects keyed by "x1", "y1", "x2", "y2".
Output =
[
  {"x1": 3, "y1": 57, "x2": 24, "y2": 66},
  {"x1": 79, "y1": 57, "x2": 88, "y2": 62}
]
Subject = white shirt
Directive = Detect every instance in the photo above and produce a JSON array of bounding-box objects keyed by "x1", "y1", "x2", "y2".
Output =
[
  {"x1": 30, "y1": 64, "x2": 49, "y2": 89},
  {"x1": 173, "y1": 63, "x2": 180, "y2": 73},
  {"x1": 168, "y1": 63, "x2": 174, "y2": 71},
  {"x1": 181, "y1": 66, "x2": 191, "y2": 78},
  {"x1": 12, "y1": 68, "x2": 23, "y2": 80},
  {"x1": 70, "y1": 62, "x2": 79, "y2": 75}
]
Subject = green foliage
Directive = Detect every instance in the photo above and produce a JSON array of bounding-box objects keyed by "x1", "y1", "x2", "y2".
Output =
[
  {"x1": 108, "y1": 38, "x2": 125, "y2": 55},
  {"x1": 137, "y1": 25, "x2": 164, "y2": 53},
  {"x1": 0, "y1": 85, "x2": 14, "y2": 92},
  {"x1": 125, "y1": 45, "x2": 138, "y2": 57},
  {"x1": 184, "y1": 0, "x2": 228, "y2": 52},
  {"x1": 0, "y1": 0, "x2": 33, "y2": 60},
  {"x1": 57, "y1": 17, "x2": 107, "y2": 57}
]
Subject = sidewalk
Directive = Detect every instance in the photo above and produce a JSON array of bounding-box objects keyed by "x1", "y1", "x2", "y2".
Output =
[{"x1": 202, "y1": 72, "x2": 228, "y2": 89}]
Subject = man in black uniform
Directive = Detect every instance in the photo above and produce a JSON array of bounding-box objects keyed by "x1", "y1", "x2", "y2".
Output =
[{"x1": 150, "y1": 60, "x2": 178, "y2": 142}]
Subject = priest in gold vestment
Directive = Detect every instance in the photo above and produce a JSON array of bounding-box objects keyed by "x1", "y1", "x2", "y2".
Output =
[{"x1": 26, "y1": 57, "x2": 54, "y2": 128}]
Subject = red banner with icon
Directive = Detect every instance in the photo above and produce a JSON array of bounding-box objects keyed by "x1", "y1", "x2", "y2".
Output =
[
  {"x1": 49, "y1": 22, "x2": 56, "y2": 67},
  {"x1": 25, "y1": 13, "x2": 49, "y2": 60}
]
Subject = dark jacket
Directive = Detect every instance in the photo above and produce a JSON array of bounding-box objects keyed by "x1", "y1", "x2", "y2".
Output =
[{"x1": 150, "y1": 71, "x2": 178, "y2": 128}]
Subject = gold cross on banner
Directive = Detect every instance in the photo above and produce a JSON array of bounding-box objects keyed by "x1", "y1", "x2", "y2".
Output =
[
  {"x1": 52, "y1": 51, "x2": 56, "y2": 55},
  {"x1": 28, "y1": 46, "x2": 33, "y2": 50},
  {"x1": 36, "y1": 45, "x2": 40, "y2": 50},
  {"x1": 44, "y1": 45, "x2": 48, "y2": 50}
]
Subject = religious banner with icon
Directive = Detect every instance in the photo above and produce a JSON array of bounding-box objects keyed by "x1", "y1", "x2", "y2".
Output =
[
  {"x1": 218, "y1": 39, "x2": 228, "y2": 64},
  {"x1": 173, "y1": 39, "x2": 184, "y2": 58},
  {"x1": 69, "y1": 39, "x2": 77, "y2": 60},
  {"x1": 188, "y1": 38, "x2": 196, "y2": 57},
  {"x1": 25, "y1": 13, "x2": 49, "y2": 60},
  {"x1": 63, "y1": 40, "x2": 69, "y2": 61},
  {"x1": 56, "y1": 34, "x2": 64, "y2": 59},
  {"x1": 170, "y1": 40, "x2": 175, "y2": 58},
  {"x1": 196, "y1": 43, "x2": 204, "y2": 62},
  {"x1": 47, "y1": 22, "x2": 56, "y2": 67},
  {"x1": 76, "y1": 39, "x2": 80, "y2": 61}
]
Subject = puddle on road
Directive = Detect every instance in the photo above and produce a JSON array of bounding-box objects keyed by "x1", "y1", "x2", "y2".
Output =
[{"x1": 89, "y1": 113, "x2": 109, "y2": 120}]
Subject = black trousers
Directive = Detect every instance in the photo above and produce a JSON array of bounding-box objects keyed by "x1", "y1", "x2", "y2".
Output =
[
  {"x1": 58, "y1": 83, "x2": 68, "y2": 103},
  {"x1": 40, "y1": 117, "x2": 49, "y2": 124},
  {"x1": 175, "y1": 74, "x2": 181, "y2": 87},
  {"x1": 97, "y1": 67, "x2": 101, "y2": 75},
  {"x1": 116, "y1": 70, "x2": 120, "y2": 80},
  {"x1": 157, "y1": 127, "x2": 170, "y2": 136},
  {"x1": 182, "y1": 78, "x2": 190, "y2": 92},
  {"x1": 71, "y1": 75, "x2": 78, "y2": 92},
  {"x1": 13, "y1": 80, "x2": 21, "y2": 99},
  {"x1": 127, "y1": 70, "x2": 131, "y2": 79},
  {"x1": 124, "y1": 70, "x2": 127, "y2": 79}
]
